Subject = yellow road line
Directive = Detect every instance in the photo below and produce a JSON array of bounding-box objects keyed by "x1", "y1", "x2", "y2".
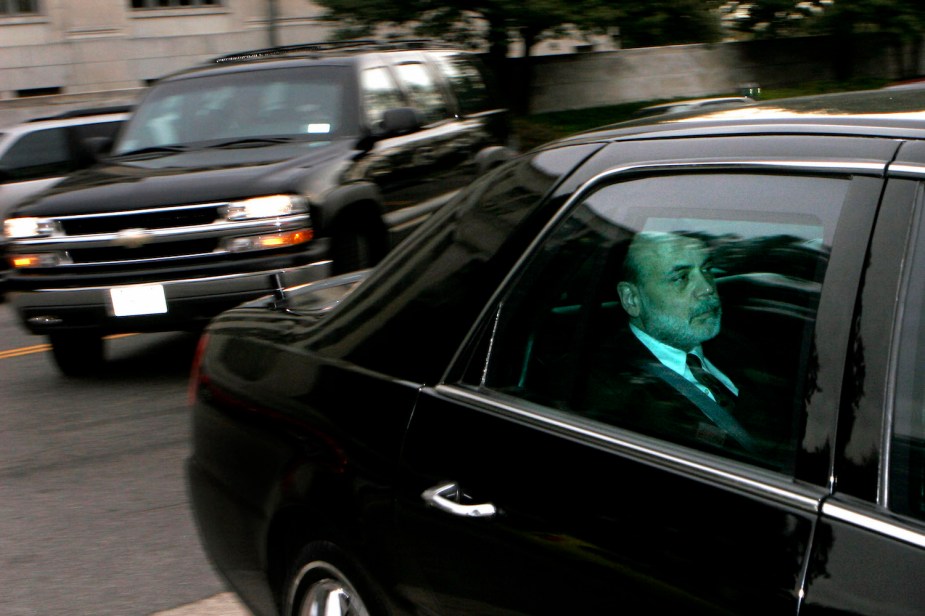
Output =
[
  {"x1": 0, "y1": 344, "x2": 50, "y2": 359},
  {"x1": 0, "y1": 333, "x2": 137, "y2": 360}
]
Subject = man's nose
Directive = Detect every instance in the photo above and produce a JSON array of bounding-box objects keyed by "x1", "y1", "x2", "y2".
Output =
[{"x1": 692, "y1": 270, "x2": 717, "y2": 297}]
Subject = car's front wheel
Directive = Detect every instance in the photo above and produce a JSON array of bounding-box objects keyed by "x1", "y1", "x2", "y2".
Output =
[
  {"x1": 48, "y1": 331, "x2": 104, "y2": 376},
  {"x1": 286, "y1": 542, "x2": 387, "y2": 616},
  {"x1": 331, "y1": 228, "x2": 375, "y2": 274}
]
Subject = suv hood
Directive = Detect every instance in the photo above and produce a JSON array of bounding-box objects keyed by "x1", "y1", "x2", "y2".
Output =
[{"x1": 10, "y1": 138, "x2": 356, "y2": 218}]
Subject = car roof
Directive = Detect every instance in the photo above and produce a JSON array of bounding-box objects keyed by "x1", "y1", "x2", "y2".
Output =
[
  {"x1": 157, "y1": 38, "x2": 459, "y2": 83},
  {"x1": 632, "y1": 96, "x2": 756, "y2": 117},
  {"x1": 563, "y1": 87, "x2": 925, "y2": 144}
]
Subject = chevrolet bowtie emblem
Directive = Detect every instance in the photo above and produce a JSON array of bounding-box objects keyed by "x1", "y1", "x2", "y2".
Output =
[{"x1": 114, "y1": 228, "x2": 151, "y2": 249}]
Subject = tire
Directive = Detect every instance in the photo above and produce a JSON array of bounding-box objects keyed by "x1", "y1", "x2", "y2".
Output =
[
  {"x1": 286, "y1": 541, "x2": 389, "y2": 616},
  {"x1": 331, "y1": 229, "x2": 375, "y2": 275},
  {"x1": 48, "y1": 332, "x2": 105, "y2": 377}
]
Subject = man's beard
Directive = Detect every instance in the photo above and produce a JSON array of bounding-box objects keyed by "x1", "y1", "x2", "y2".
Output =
[{"x1": 640, "y1": 299, "x2": 722, "y2": 351}]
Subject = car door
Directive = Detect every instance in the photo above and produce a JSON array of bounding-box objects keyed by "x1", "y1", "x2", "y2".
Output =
[
  {"x1": 800, "y1": 144, "x2": 925, "y2": 613},
  {"x1": 395, "y1": 148, "x2": 890, "y2": 614}
]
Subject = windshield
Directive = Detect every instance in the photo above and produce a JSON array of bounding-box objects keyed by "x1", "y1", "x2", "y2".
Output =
[{"x1": 114, "y1": 65, "x2": 358, "y2": 155}]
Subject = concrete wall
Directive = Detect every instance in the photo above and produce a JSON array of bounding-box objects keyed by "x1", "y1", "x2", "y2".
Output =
[{"x1": 524, "y1": 35, "x2": 912, "y2": 114}]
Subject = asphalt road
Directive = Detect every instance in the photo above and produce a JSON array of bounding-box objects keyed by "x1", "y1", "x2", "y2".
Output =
[{"x1": 0, "y1": 300, "x2": 251, "y2": 615}]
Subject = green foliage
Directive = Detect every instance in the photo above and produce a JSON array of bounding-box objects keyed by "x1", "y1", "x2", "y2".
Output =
[
  {"x1": 724, "y1": 0, "x2": 925, "y2": 41},
  {"x1": 311, "y1": 0, "x2": 723, "y2": 57},
  {"x1": 617, "y1": 0, "x2": 723, "y2": 48}
]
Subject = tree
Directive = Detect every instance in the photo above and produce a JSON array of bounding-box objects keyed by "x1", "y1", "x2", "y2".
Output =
[
  {"x1": 312, "y1": 0, "x2": 724, "y2": 112},
  {"x1": 723, "y1": 0, "x2": 925, "y2": 78},
  {"x1": 615, "y1": 0, "x2": 724, "y2": 49},
  {"x1": 312, "y1": 0, "x2": 723, "y2": 60}
]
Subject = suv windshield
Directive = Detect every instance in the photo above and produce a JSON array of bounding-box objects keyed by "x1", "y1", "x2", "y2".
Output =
[{"x1": 114, "y1": 65, "x2": 358, "y2": 155}]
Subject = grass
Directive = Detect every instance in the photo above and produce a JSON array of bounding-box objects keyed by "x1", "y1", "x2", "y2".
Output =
[{"x1": 511, "y1": 77, "x2": 892, "y2": 151}]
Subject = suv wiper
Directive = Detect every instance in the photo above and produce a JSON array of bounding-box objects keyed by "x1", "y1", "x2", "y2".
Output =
[
  {"x1": 208, "y1": 137, "x2": 296, "y2": 149},
  {"x1": 112, "y1": 144, "x2": 190, "y2": 158}
]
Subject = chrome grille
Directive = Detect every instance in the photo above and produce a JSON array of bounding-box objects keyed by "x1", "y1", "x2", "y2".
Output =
[
  {"x1": 57, "y1": 203, "x2": 222, "y2": 236},
  {"x1": 68, "y1": 238, "x2": 221, "y2": 263}
]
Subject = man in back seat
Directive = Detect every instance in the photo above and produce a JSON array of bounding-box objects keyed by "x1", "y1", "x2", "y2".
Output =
[{"x1": 580, "y1": 232, "x2": 769, "y2": 461}]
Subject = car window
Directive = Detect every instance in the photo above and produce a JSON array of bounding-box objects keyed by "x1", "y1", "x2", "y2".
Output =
[
  {"x1": 361, "y1": 66, "x2": 405, "y2": 130},
  {"x1": 888, "y1": 190, "x2": 925, "y2": 522},
  {"x1": 393, "y1": 61, "x2": 450, "y2": 125},
  {"x1": 0, "y1": 127, "x2": 72, "y2": 181},
  {"x1": 115, "y1": 66, "x2": 353, "y2": 153},
  {"x1": 432, "y1": 52, "x2": 491, "y2": 114},
  {"x1": 72, "y1": 119, "x2": 123, "y2": 142},
  {"x1": 462, "y1": 171, "x2": 851, "y2": 472}
]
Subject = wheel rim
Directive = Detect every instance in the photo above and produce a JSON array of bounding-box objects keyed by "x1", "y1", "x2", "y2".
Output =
[{"x1": 295, "y1": 563, "x2": 370, "y2": 616}]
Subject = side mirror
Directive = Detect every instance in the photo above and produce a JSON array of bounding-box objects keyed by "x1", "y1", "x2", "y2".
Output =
[
  {"x1": 380, "y1": 107, "x2": 423, "y2": 136},
  {"x1": 81, "y1": 136, "x2": 114, "y2": 162}
]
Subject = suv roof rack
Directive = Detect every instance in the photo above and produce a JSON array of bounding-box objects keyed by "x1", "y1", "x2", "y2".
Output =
[
  {"x1": 212, "y1": 39, "x2": 452, "y2": 64},
  {"x1": 27, "y1": 104, "x2": 133, "y2": 123}
]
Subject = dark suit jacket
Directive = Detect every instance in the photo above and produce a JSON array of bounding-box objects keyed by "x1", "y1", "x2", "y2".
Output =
[{"x1": 575, "y1": 328, "x2": 796, "y2": 470}]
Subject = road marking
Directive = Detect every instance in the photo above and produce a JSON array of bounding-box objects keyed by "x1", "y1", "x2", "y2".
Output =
[
  {"x1": 0, "y1": 343, "x2": 50, "y2": 359},
  {"x1": 150, "y1": 592, "x2": 251, "y2": 615},
  {"x1": 0, "y1": 333, "x2": 136, "y2": 359}
]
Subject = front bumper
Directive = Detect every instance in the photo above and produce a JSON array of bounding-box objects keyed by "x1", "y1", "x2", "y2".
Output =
[{"x1": 11, "y1": 259, "x2": 331, "y2": 335}]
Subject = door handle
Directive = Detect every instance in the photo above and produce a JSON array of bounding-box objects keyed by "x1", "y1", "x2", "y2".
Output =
[{"x1": 421, "y1": 482, "x2": 498, "y2": 518}]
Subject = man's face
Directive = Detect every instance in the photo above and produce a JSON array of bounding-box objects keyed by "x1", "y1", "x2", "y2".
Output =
[{"x1": 619, "y1": 235, "x2": 721, "y2": 351}]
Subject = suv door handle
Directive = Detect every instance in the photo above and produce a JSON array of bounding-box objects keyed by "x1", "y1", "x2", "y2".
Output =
[{"x1": 421, "y1": 482, "x2": 498, "y2": 518}]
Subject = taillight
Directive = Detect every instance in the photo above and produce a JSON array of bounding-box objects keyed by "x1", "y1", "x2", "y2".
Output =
[{"x1": 188, "y1": 331, "x2": 211, "y2": 406}]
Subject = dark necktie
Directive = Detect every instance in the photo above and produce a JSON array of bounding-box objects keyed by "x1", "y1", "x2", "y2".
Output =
[{"x1": 686, "y1": 353, "x2": 735, "y2": 410}]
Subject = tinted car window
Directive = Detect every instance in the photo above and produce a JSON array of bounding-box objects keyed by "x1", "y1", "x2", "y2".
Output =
[
  {"x1": 71, "y1": 119, "x2": 122, "y2": 143},
  {"x1": 361, "y1": 66, "x2": 405, "y2": 129},
  {"x1": 393, "y1": 61, "x2": 449, "y2": 125},
  {"x1": 432, "y1": 52, "x2": 491, "y2": 114},
  {"x1": 889, "y1": 190, "x2": 925, "y2": 521},
  {"x1": 465, "y1": 172, "x2": 850, "y2": 471},
  {"x1": 0, "y1": 127, "x2": 72, "y2": 181},
  {"x1": 115, "y1": 66, "x2": 355, "y2": 153}
]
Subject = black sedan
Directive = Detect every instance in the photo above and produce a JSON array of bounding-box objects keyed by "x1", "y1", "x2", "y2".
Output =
[{"x1": 187, "y1": 87, "x2": 925, "y2": 615}]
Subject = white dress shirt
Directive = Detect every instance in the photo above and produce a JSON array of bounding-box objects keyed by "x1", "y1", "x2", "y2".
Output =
[{"x1": 629, "y1": 323, "x2": 738, "y2": 401}]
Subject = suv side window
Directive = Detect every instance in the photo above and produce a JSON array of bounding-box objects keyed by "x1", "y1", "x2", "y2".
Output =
[
  {"x1": 0, "y1": 127, "x2": 72, "y2": 182},
  {"x1": 393, "y1": 61, "x2": 450, "y2": 125},
  {"x1": 432, "y1": 52, "x2": 491, "y2": 114},
  {"x1": 888, "y1": 188, "x2": 925, "y2": 522},
  {"x1": 463, "y1": 171, "x2": 850, "y2": 472},
  {"x1": 361, "y1": 66, "x2": 405, "y2": 130}
]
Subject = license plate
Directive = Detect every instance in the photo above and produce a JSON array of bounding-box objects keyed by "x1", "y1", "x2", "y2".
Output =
[{"x1": 109, "y1": 284, "x2": 168, "y2": 317}]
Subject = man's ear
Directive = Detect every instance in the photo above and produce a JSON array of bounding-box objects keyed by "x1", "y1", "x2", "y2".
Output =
[{"x1": 617, "y1": 281, "x2": 641, "y2": 317}]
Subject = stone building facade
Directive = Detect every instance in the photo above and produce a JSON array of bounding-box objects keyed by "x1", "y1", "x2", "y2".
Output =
[{"x1": 0, "y1": 0, "x2": 331, "y2": 124}]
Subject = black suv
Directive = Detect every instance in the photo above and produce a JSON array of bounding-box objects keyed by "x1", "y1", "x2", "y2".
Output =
[{"x1": 1, "y1": 40, "x2": 512, "y2": 375}]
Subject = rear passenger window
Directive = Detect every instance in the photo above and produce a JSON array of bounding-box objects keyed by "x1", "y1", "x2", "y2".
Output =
[
  {"x1": 393, "y1": 62, "x2": 450, "y2": 125},
  {"x1": 464, "y1": 172, "x2": 850, "y2": 472},
  {"x1": 361, "y1": 66, "x2": 405, "y2": 130},
  {"x1": 889, "y1": 194, "x2": 925, "y2": 521},
  {"x1": 432, "y1": 52, "x2": 491, "y2": 114}
]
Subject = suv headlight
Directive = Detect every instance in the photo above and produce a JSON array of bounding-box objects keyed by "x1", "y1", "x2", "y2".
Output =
[
  {"x1": 4, "y1": 217, "x2": 56, "y2": 239},
  {"x1": 223, "y1": 195, "x2": 308, "y2": 221}
]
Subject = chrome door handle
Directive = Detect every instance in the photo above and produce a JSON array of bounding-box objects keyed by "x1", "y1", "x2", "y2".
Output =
[{"x1": 421, "y1": 482, "x2": 497, "y2": 518}]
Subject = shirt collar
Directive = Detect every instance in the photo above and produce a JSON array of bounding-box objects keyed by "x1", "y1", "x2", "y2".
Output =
[{"x1": 629, "y1": 322, "x2": 700, "y2": 376}]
